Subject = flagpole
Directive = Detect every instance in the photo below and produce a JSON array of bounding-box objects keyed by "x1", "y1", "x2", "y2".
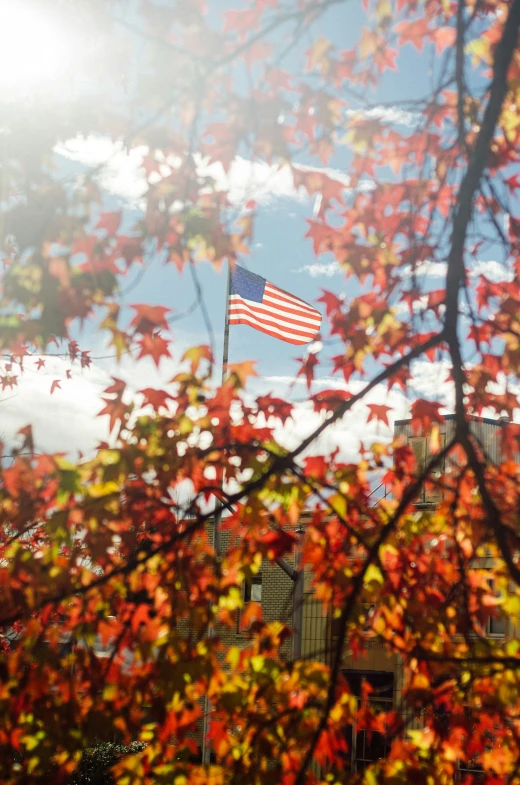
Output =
[
  {"x1": 202, "y1": 262, "x2": 231, "y2": 765},
  {"x1": 213, "y1": 261, "x2": 231, "y2": 554}
]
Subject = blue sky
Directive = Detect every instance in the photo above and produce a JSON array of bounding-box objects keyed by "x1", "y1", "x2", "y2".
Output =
[{"x1": 1, "y1": 1, "x2": 516, "y2": 466}]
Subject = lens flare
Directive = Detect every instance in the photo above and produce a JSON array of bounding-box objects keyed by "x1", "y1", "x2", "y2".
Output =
[{"x1": 0, "y1": 4, "x2": 70, "y2": 98}]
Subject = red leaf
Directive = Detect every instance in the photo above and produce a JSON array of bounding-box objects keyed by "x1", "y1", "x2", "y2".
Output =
[
  {"x1": 17, "y1": 425, "x2": 34, "y2": 454},
  {"x1": 305, "y1": 220, "x2": 335, "y2": 255},
  {"x1": 130, "y1": 304, "x2": 171, "y2": 334},
  {"x1": 261, "y1": 528, "x2": 296, "y2": 560},
  {"x1": 366, "y1": 403, "x2": 392, "y2": 426},
  {"x1": 50, "y1": 380, "x2": 61, "y2": 395},
  {"x1": 296, "y1": 352, "x2": 319, "y2": 390},
  {"x1": 81, "y1": 351, "x2": 92, "y2": 369},
  {"x1": 96, "y1": 211, "x2": 122, "y2": 235},
  {"x1": 318, "y1": 290, "x2": 344, "y2": 317},
  {"x1": 255, "y1": 395, "x2": 293, "y2": 424},
  {"x1": 311, "y1": 389, "x2": 351, "y2": 414},
  {"x1": 137, "y1": 333, "x2": 172, "y2": 367},
  {"x1": 432, "y1": 26, "x2": 456, "y2": 54},
  {"x1": 410, "y1": 399, "x2": 444, "y2": 435},
  {"x1": 304, "y1": 455, "x2": 328, "y2": 482},
  {"x1": 394, "y1": 17, "x2": 430, "y2": 51},
  {"x1": 139, "y1": 388, "x2": 174, "y2": 411}
]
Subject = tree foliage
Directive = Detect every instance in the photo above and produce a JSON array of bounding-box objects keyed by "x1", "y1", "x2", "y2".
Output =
[{"x1": 0, "y1": 0, "x2": 519, "y2": 783}]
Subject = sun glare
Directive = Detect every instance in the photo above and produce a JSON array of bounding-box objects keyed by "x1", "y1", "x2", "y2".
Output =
[{"x1": 0, "y1": 5, "x2": 70, "y2": 98}]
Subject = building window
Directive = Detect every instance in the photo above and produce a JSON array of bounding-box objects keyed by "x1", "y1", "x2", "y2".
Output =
[
  {"x1": 408, "y1": 433, "x2": 446, "y2": 503},
  {"x1": 238, "y1": 575, "x2": 262, "y2": 632},
  {"x1": 244, "y1": 575, "x2": 262, "y2": 604},
  {"x1": 342, "y1": 670, "x2": 394, "y2": 772},
  {"x1": 486, "y1": 580, "x2": 507, "y2": 637}
]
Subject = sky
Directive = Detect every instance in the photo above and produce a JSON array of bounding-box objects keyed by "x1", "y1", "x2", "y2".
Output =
[{"x1": 0, "y1": 1, "x2": 516, "y2": 471}]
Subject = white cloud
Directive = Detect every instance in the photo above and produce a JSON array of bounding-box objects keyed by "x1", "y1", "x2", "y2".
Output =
[
  {"x1": 407, "y1": 359, "x2": 454, "y2": 409},
  {"x1": 399, "y1": 260, "x2": 448, "y2": 280},
  {"x1": 346, "y1": 105, "x2": 419, "y2": 128},
  {"x1": 55, "y1": 136, "x2": 353, "y2": 209},
  {"x1": 250, "y1": 374, "x2": 410, "y2": 464},
  {"x1": 469, "y1": 259, "x2": 514, "y2": 283},
  {"x1": 293, "y1": 261, "x2": 341, "y2": 277},
  {"x1": 294, "y1": 258, "x2": 514, "y2": 284},
  {"x1": 0, "y1": 351, "x2": 185, "y2": 458}
]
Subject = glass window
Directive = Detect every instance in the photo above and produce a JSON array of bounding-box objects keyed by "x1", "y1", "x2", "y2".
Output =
[
  {"x1": 408, "y1": 433, "x2": 446, "y2": 503},
  {"x1": 244, "y1": 575, "x2": 262, "y2": 604}
]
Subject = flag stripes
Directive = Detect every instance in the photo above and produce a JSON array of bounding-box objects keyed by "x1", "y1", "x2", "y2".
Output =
[{"x1": 228, "y1": 267, "x2": 321, "y2": 346}]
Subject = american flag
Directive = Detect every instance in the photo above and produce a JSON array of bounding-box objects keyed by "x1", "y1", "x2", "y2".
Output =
[{"x1": 229, "y1": 266, "x2": 322, "y2": 345}]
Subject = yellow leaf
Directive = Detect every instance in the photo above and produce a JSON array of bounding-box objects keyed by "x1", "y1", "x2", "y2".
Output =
[
  {"x1": 250, "y1": 655, "x2": 265, "y2": 673},
  {"x1": 103, "y1": 683, "x2": 118, "y2": 701},
  {"x1": 306, "y1": 36, "x2": 332, "y2": 72},
  {"x1": 364, "y1": 564, "x2": 383, "y2": 585}
]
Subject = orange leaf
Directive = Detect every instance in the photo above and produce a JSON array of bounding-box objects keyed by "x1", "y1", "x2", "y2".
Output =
[
  {"x1": 182, "y1": 345, "x2": 213, "y2": 374},
  {"x1": 240, "y1": 601, "x2": 262, "y2": 631},
  {"x1": 227, "y1": 360, "x2": 258, "y2": 387}
]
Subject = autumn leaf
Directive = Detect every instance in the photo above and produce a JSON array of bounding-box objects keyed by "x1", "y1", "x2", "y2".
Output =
[
  {"x1": 239, "y1": 601, "x2": 262, "y2": 631},
  {"x1": 226, "y1": 360, "x2": 258, "y2": 387},
  {"x1": 139, "y1": 388, "x2": 174, "y2": 411},
  {"x1": 96, "y1": 211, "x2": 122, "y2": 235},
  {"x1": 182, "y1": 344, "x2": 213, "y2": 374},
  {"x1": 136, "y1": 332, "x2": 172, "y2": 367},
  {"x1": 130, "y1": 304, "x2": 171, "y2": 334},
  {"x1": 366, "y1": 403, "x2": 392, "y2": 426},
  {"x1": 17, "y1": 425, "x2": 34, "y2": 454},
  {"x1": 50, "y1": 380, "x2": 61, "y2": 395},
  {"x1": 410, "y1": 399, "x2": 445, "y2": 434},
  {"x1": 296, "y1": 352, "x2": 319, "y2": 390}
]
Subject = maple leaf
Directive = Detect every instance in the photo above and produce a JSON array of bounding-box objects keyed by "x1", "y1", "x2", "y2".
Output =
[
  {"x1": 410, "y1": 399, "x2": 444, "y2": 434},
  {"x1": 260, "y1": 528, "x2": 296, "y2": 560},
  {"x1": 136, "y1": 332, "x2": 172, "y2": 367},
  {"x1": 305, "y1": 220, "x2": 335, "y2": 255},
  {"x1": 96, "y1": 211, "x2": 122, "y2": 235},
  {"x1": 366, "y1": 403, "x2": 392, "y2": 426},
  {"x1": 80, "y1": 351, "x2": 91, "y2": 369},
  {"x1": 239, "y1": 601, "x2": 262, "y2": 632},
  {"x1": 35, "y1": 358, "x2": 45, "y2": 370},
  {"x1": 182, "y1": 345, "x2": 213, "y2": 374},
  {"x1": 130, "y1": 304, "x2": 171, "y2": 335},
  {"x1": 255, "y1": 395, "x2": 293, "y2": 424},
  {"x1": 303, "y1": 455, "x2": 328, "y2": 483},
  {"x1": 306, "y1": 35, "x2": 333, "y2": 73},
  {"x1": 318, "y1": 289, "x2": 344, "y2": 317},
  {"x1": 432, "y1": 26, "x2": 456, "y2": 53},
  {"x1": 296, "y1": 352, "x2": 319, "y2": 390},
  {"x1": 50, "y1": 380, "x2": 61, "y2": 395},
  {"x1": 223, "y1": 8, "x2": 261, "y2": 40},
  {"x1": 17, "y1": 425, "x2": 34, "y2": 454},
  {"x1": 394, "y1": 17, "x2": 430, "y2": 51},
  {"x1": 139, "y1": 388, "x2": 174, "y2": 411},
  {"x1": 227, "y1": 361, "x2": 258, "y2": 388},
  {"x1": 311, "y1": 389, "x2": 351, "y2": 414}
]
